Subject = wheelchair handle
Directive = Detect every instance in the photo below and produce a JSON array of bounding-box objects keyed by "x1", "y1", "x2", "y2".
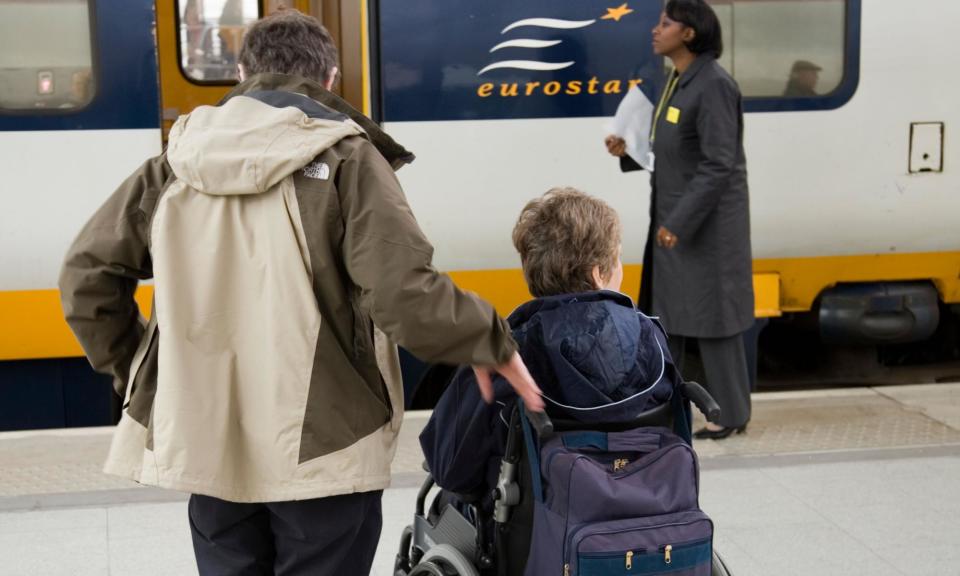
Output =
[
  {"x1": 525, "y1": 404, "x2": 554, "y2": 439},
  {"x1": 680, "y1": 381, "x2": 722, "y2": 424},
  {"x1": 415, "y1": 472, "x2": 436, "y2": 518}
]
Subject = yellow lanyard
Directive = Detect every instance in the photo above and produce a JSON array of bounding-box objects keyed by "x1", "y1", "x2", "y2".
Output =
[{"x1": 650, "y1": 71, "x2": 679, "y2": 143}]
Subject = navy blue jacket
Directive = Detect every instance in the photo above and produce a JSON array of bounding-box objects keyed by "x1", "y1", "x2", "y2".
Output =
[{"x1": 420, "y1": 291, "x2": 678, "y2": 494}]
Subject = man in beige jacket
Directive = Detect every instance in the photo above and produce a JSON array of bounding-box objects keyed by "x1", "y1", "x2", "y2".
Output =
[{"x1": 59, "y1": 10, "x2": 541, "y2": 576}]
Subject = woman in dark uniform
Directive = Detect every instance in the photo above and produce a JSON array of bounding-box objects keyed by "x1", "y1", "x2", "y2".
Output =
[{"x1": 605, "y1": 0, "x2": 753, "y2": 439}]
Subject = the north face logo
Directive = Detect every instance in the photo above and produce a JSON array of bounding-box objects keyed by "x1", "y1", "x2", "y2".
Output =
[{"x1": 302, "y1": 161, "x2": 330, "y2": 180}]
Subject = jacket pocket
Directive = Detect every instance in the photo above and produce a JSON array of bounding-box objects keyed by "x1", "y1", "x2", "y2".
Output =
[
  {"x1": 123, "y1": 313, "x2": 158, "y2": 406},
  {"x1": 351, "y1": 300, "x2": 374, "y2": 359},
  {"x1": 351, "y1": 302, "x2": 394, "y2": 423}
]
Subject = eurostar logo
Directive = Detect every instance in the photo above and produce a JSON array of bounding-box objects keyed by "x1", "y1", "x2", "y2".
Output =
[
  {"x1": 378, "y1": 0, "x2": 661, "y2": 122},
  {"x1": 476, "y1": 3, "x2": 645, "y2": 102},
  {"x1": 479, "y1": 4, "x2": 637, "y2": 76}
]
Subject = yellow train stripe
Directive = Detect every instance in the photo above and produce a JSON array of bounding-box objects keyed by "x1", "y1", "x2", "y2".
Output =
[
  {"x1": 2, "y1": 251, "x2": 958, "y2": 361},
  {"x1": 756, "y1": 251, "x2": 960, "y2": 312},
  {"x1": 360, "y1": 0, "x2": 371, "y2": 117},
  {"x1": 447, "y1": 266, "x2": 641, "y2": 316},
  {"x1": 448, "y1": 268, "x2": 782, "y2": 318},
  {"x1": 753, "y1": 273, "x2": 782, "y2": 318},
  {"x1": 0, "y1": 287, "x2": 152, "y2": 361}
]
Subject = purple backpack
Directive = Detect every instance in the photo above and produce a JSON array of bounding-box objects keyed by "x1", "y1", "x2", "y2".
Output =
[{"x1": 520, "y1": 419, "x2": 713, "y2": 576}]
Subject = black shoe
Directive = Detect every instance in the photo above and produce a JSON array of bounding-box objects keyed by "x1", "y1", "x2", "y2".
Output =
[{"x1": 693, "y1": 424, "x2": 747, "y2": 440}]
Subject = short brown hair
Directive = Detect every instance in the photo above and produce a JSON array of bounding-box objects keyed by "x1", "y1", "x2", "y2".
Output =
[
  {"x1": 512, "y1": 188, "x2": 621, "y2": 298},
  {"x1": 239, "y1": 10, "x2": 338, "y2": 83}
]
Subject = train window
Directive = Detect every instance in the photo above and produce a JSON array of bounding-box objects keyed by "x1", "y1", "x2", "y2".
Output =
[
  {"x1": 178, "y1": 0, "x2": 261, "y2": 83},
  {"x1": 710, "y1": 0, "x2": 848, "y2": 99},
  {"x1": 0, "y1": 0, "x2": 96, "y2": 112}
]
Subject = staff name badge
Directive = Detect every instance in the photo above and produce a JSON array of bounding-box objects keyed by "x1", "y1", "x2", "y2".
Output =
[{"x1": 666, "y1": 106, "x2": 681, "y2": 124}]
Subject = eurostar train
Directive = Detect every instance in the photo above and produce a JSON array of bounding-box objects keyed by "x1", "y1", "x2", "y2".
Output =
[{"x1": 1, "y1": 0, "x2": 957, "y2": 429}]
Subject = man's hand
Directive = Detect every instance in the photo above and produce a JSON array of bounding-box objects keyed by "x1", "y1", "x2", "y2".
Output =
[
  {"x1": 656, "y1": 225, "x2": 678, "y2": 249},
  {"x1": 604, "y1": 135, "x2": 626, "y2": 158},
  {"x1": 473, "y1": 351, "x2": 544, "y2": 412}
]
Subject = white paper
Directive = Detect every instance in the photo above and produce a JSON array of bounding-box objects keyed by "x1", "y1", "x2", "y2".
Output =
[{"x1": 606, "y1": 86, "x2": 655, "y2": 171}]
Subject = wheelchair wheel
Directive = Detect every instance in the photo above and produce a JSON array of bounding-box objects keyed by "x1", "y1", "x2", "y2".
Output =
[
  {"x1": 417, "y1": 543, "x2": 477, "y2": 576},
  {"x1": 408, "y1": 559, "x2": 457, "y2": 575}
]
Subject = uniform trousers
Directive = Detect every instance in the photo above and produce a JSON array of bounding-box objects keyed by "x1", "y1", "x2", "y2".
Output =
[{"x1": 668, "y1": 333, "x2": 752, "y2": 428}]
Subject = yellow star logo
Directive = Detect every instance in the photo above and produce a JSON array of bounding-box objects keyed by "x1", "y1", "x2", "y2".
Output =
[{"x1": 602, "y1": 3, "x2": 634, "y2": 22}]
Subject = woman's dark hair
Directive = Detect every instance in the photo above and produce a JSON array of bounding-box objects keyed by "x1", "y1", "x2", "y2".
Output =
[{"x1": 665, "y1": 0, "x2": 724, "y2": 58}]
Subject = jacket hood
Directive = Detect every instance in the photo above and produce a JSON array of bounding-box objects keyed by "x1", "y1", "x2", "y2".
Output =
[
  {"x1": 166, "y1": 90, "x2": 364, "y2": 196},
  {"x1": 222, "y1": 73, "x2": 416, "y2": 168},
  {"x1": 508, "y1": 291, "x2": 674, "y2": 422}
]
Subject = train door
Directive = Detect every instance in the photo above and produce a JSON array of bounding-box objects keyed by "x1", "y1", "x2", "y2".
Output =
[
  {"x1": 303, "y1": 1, "x2": 367, "y2": 113},
  {"x1": 154, "y1": 0, "x2": 366, "y2": 136}
]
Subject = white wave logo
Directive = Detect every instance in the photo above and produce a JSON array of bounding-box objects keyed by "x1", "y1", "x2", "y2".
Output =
[
  {"x1": 490, "y1": 39, "x2": 562, "y2": 52},
  {"x1": 478, "y1": 4, "x2": 635, "y2": 76},
  {"x1": 501, "y1": 17, "x2": 596, "y2": 33}
]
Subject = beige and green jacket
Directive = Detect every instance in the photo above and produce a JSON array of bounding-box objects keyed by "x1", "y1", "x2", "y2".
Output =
[{"x1": 59, "y1": 74, "x2": 516, "y2": 503}]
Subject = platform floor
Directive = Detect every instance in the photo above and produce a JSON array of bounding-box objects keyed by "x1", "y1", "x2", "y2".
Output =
[{"x1": 1, "y1": 383, "x2": 958, "y2": 575}]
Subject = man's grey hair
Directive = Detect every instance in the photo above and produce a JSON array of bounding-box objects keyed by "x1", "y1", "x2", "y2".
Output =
[{"x1": 239, "y1": 10, "x2": 339, "y2": 84}]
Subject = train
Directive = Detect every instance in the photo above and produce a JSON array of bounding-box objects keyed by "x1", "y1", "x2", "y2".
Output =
[{"x1": 1, "y1": 0, "x2": 957, "y2": 429}]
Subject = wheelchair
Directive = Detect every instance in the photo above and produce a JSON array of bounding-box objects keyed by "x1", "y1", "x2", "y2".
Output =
[{"x1": 394, "y1": 381, "x2": 733, "y2": 576}]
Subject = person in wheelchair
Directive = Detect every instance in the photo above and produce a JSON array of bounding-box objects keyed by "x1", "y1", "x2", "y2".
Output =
[{"x1": 420, "y1": 186, "x2": 678, "y2": 510}]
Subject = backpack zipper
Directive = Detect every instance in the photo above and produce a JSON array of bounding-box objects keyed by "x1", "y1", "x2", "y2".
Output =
[{"x1": 565, "y1": 514, "x2": 711, "y2": 576}]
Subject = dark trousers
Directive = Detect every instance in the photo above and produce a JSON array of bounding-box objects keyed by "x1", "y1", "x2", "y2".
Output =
[
  {"x1": 188, "y1": 490, "x2": 383, "y2": 576},
  {"x1": 668, "y1": 333, "x2": 751, "y2": 428}
]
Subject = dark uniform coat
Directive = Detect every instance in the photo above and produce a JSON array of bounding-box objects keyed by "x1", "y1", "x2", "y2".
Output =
[{"x1": 624, "y1": 54, "x2": 754, "y2": 338}]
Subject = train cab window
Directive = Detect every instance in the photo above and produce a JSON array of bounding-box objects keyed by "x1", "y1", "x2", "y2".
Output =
[
  {"x1": 0, "y1": 0, "x2": 96, "y2": 112},
  {"x1": 710, "y1": 0, "x2": 848, "y2": 99},
  {"x1": 178, "y1": 0, "x2": 261, "y2": 83}
]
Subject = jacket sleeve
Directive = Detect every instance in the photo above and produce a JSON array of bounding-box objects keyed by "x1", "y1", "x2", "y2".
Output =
[
  {"x1": 338, "y1": 139, "x2": 517, "y2": 366},
  {"x1": 662, "y1": 77, "x2": 740, "y2": 240},
  {"x1": 58, "y1": 155, "x2": 170, "y2": 394},
  {"x1": 419, "y1": 366, "x2": 513, "y2": 493}
]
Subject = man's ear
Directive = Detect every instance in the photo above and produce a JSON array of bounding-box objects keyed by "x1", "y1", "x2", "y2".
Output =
[{"x1": 324, "y1": 66, "x2": 339, "y2": 91}]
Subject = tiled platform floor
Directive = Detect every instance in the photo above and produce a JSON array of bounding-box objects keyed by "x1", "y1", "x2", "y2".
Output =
[{"x1": 1, "y1": 384, "x2": 958, "y2": 575}]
